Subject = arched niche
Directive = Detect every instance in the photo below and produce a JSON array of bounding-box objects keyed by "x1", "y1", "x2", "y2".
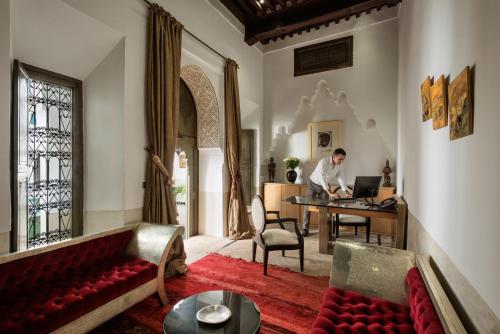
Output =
[{"x1": 180, "y1": 65, "x2": 220, "y2": 148}]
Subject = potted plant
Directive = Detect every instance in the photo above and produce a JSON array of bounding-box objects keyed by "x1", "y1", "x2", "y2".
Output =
[
  {"x1": 283, "y1": 156, "x2": 301, "y2": 183},
  {"x1": 173, "y1": 185, "x2": 187, "y2": 205}
]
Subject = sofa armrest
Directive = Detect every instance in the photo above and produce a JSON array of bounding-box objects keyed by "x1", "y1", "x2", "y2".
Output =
[
  {"x1": 125, "y1": 222, "x2": 185, "y2": 305},
  {"x1": 330, "y1": 239, "x2": 415, "y2": 305},
  {"x1": 416, "y1": 255, "x2": 466, "y2": 334}
]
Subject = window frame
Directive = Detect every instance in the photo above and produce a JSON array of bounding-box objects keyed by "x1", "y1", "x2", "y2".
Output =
[{"x1": 11, "y1": 60, "x2": 83, "y2": 251}]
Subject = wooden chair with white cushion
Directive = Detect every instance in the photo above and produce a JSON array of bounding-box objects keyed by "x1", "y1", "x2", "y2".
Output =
[
  {"x1": 251, "y1": 195, "x2": 304, "y2": 275},
  {"x1": 332, "y1": 186, "x2": 371, "y2": 243}
]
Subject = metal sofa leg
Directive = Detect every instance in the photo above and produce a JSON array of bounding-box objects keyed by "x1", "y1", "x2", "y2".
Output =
[
  {"x1": 252, "y1": 242, "x2": 257, "y2": 262},
  {"x1": 264, "y1": 249, "x2": 269, "y2": 275}
]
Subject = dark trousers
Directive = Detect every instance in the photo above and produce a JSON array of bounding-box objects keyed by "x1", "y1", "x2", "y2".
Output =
[{"x1": 303, "y1": 180, "x2": 329, "y2": 230}]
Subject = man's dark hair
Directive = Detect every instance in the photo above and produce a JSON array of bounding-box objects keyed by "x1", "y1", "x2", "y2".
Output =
[{"x1": 333, "y1": 148, "x2": 346, "y2": 156}]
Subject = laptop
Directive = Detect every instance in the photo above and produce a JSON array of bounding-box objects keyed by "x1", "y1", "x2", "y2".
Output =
[{"x1": 331, "y1": 176, "x2": 382, "y2": 203}]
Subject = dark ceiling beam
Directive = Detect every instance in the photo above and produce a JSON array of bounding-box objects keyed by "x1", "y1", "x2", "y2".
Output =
[
  {"x1": 244, "y1": 0, "x2": 400, "y2": 45},
  {"x1": 266, "y1": 0, "x2": 280, "y2": 12},
  {"x1": 239, "y1": 0, "x2": 259, "y2": 17},
  {"x1": 261, "y1": 0, "x2": 277, "y2": 14},
  {"x1": 248, "y1": 0, "x2": 266, "y2": 15},
  {"x1": 219, "y1": 0, "x2": 249, "y2": 23},
  {"x1": 274, "y1": 0, "x2": 286, "y2": 11}
]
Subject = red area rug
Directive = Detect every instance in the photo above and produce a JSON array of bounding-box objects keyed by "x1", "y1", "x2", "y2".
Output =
[{"x1": 124, "y1": 253, "x2": 329, "y2": 334}]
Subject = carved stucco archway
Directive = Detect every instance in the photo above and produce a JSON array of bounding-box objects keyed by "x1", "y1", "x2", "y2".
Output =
[{"x1": 180, "y1": 65, "x2": 220, "y2": 148}]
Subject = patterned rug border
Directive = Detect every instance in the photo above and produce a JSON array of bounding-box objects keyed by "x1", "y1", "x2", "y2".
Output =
[{"x1": 205, "y1": 252, "x2": 331, "y2": 280}]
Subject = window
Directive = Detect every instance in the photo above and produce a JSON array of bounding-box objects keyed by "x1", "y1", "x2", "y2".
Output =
[{"x1": 11, "y1": 61, "x2": 83, "y2": 251}]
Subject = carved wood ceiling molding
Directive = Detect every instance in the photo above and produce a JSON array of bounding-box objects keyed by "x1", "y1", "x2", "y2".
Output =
[
  {"x1": 180, "y1": 65, "x2": 221, "y2": 148},
  {"x1": 218, "y1": 0, "x2": 401, "y2": 45}
]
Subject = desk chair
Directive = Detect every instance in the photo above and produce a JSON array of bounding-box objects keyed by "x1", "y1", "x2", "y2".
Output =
[
  {"x1": 251, "y1": 195, "x2": 304, "y2": 275},
  {"x1": 332, "y1": 186, "x2": 371, "y2": 243}
]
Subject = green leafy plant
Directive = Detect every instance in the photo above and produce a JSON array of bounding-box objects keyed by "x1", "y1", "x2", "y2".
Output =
[
  {"x1": 172, "y1": 185, "x2": 187, "y2": 197},
  {"x1": 283, "y1": 156, "x2": 301, "y2": 170}
]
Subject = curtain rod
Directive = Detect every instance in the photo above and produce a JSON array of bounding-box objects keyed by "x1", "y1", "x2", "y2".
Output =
[{"x1": 143, "y1": 0, "x2": 228, "y2": 61}]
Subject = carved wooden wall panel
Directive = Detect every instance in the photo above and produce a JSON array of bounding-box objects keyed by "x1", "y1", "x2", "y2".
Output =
[
  {"x1": 180, "y1": 65, "x2": 220, "y2": 148},
  {"x1": 294, "y1": 36, "x2": 353, "y2": 77}
]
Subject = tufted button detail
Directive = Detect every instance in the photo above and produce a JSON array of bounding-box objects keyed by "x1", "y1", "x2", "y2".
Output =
[
  {"x1": 311, "y1": 287, "x2": 414, "y2": 334},
  {"x1": 406, "y1": 267, "x2": 445, "y2": 334},
  {"x1": 0, "y1": 230, "x2": 158, "y2": 333}
]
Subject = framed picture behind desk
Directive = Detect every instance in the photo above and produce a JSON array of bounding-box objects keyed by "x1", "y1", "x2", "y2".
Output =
[{"x1": 308, "y1": 120, "x2": 344, "y2": 161}]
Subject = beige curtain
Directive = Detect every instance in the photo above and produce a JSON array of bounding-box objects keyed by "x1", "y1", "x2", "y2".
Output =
[
  {"x1": 143, "y1": 4, "x2": 186, "y2": 274},
  {"x1": 143, "y1": 4, "x2": 182, "y2": 226},
  {"x1": 225, "y1": 59, "x2": 254, "y2": 240}
]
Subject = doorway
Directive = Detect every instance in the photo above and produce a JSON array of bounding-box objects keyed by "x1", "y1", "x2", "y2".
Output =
[{"x1": 175, "y1": 79, "x2": 199, "y2": 238}]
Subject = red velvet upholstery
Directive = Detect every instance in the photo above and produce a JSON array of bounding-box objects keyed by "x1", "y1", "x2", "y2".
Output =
[
  {"x1": 407, "y1": 268, "x2": 445, "y2": 334},
  {"x1": 0, "y1": 231, "x2": 157, "y2": 334},
  {"x1": 311, "y1": 286, "x2": 415, "y2": 334}
]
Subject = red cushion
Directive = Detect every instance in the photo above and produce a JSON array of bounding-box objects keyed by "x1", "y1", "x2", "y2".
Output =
[
  {"x1": 0, "y1": 231, "x2": 158, "y2": 334},
  {"x1": 407, "y1": 267, "x2": 445, "y2": 334},
  {"x1": 311, "y1": 287, "x2": 415, "y2": 334}
]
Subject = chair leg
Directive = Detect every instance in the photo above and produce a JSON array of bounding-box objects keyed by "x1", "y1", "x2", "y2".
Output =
[
  {"x1": 299, "y1": 247, "x2": 304, "y2": 272},
  {"x1": 355, "y1": 226, "x2": 358, "y2": 235},
  {"x1": 282, "y1": 250, "x2": 285, "y2": 257},
  {"x1": 264, "y1": 249, "x2": 269, "y2": 275},
  {"x1": 366, "y1": 219, "x2": 371, "y2": 244},
  {"x1": 377, "y1": 234, "x2": 382, "y2": 245},
  {"x1": 252, "y1": 242, "x2": 257, "y2": 262},
  {"x1": 335, "y1": 223, "x2": 339, "y2": 238}
]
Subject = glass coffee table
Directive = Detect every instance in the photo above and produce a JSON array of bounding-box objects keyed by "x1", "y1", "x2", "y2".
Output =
[{"x1": 163, "y1": 290, "x2": 260, "y2": 333}]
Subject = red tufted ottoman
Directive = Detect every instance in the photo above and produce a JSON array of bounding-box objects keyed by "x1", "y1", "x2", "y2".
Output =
[
  {"x1": 312, "y1": 267, "x2": 446, "y2": 333},
  {"x1": 313, "y1": 240, "x2": 467, "y2": 334},
  {"x1": 0, "y1": 223, "x2": 186, "y2": 334}
]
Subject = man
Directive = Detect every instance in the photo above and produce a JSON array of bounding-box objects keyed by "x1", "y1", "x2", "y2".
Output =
[{"x1": 302, "y1": 148, "x2": 350, "y2": 236}]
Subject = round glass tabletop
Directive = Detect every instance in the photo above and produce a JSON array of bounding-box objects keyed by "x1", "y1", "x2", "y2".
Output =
[{"x1": 163, "y1": 290, "x2": 261, "y2": 334}]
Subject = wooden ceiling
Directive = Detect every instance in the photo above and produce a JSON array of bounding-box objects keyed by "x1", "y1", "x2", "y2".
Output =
[{"x1": 219, "y1": 0, "x2": 401, "y2": 45}]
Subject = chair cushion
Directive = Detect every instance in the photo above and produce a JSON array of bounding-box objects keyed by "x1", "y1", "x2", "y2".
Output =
[
  {"x1": 311, "y1": 287, "x2": 415, "y2": 334},
  {"x1": 407, "y1": 267, "x2": 445, "y2": 334},
  {"x1": 262, "y1": 229, "x2": 298, "y2": 246},
  {"x1": 337, "y1": 214, "x2": 367, "y2": 223},
  {"x1": 0, "y1": 231, "x2": 158, "y2": 334}
]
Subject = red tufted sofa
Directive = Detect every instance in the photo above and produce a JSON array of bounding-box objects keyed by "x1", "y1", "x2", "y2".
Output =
[
  {"x1": 0, "y1": 223, "x2": 185, "y2": 334},
  {"x1": 311, "y1": 240, "x2": 466, "y2": 334}
]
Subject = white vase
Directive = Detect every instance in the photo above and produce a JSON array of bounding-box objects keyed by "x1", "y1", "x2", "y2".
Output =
[{"x1": 295, "y1": 166, "x2": 303, "y2": 184}]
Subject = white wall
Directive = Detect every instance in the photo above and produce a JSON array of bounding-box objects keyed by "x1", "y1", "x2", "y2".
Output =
[
  {"x1": 0, "y1": 0, "x2": 12, "y2": 249},
  {"x1": 83, "y1": 39, "x2": 126, "y2": 234},
  {"x1": 263, "y1": 17, "x2": 398, "y2": 185},
  {"x1": 11, "y1": 0, "x2": 123, "y2": 81},
  {"x1": 398, "y1": 0, "x2": 500, "y2": 328}
]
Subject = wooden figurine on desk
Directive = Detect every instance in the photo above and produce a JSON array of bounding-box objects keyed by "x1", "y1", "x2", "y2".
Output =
[
  {"x1": 383, "y1": 159, "x2": 392, "y2": 187},
  {"x1": 268, "y1": 157, "x2": 276, "y2": 182}
]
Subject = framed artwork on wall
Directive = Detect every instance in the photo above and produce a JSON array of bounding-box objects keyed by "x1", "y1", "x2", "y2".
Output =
[
  {"x1": 431, "y1": 75, "x2": 448, "y2": 130},
  {"x1": 308, "y1": 120, "x2": 344, "y2": 161},
  {"x1": 449, "y1": 66, "x2": 473, "y2": 140},
  {"x1": 421, "y1": 76, "x2": 433, "y2": 122}
]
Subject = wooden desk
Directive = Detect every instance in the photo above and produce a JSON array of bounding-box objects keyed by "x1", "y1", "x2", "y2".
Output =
[
  {"x1": 285, "y1": 196, "x2": 407, "y2": 254},
  {"x1": 263, "y1": 183, "x2": 396, "y2": 236}
]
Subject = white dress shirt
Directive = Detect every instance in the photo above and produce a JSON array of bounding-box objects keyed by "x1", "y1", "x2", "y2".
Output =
[{"x1": 309, "y1": 156, "x2": 348, "y2": 192}]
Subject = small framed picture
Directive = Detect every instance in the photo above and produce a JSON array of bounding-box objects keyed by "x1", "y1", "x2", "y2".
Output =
[
  {"x1": 449, "y1": 66, "x2": 473, "y2": 140},
  {"x1": 431, "y1": 75, "x2": 447, "y2": 130},
  {"x1": 421, "y1": 76, "x2": 433, "y2": 122},
  {"x1": 308, "y1": 120, "x2": 343, "y2": 161}
]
